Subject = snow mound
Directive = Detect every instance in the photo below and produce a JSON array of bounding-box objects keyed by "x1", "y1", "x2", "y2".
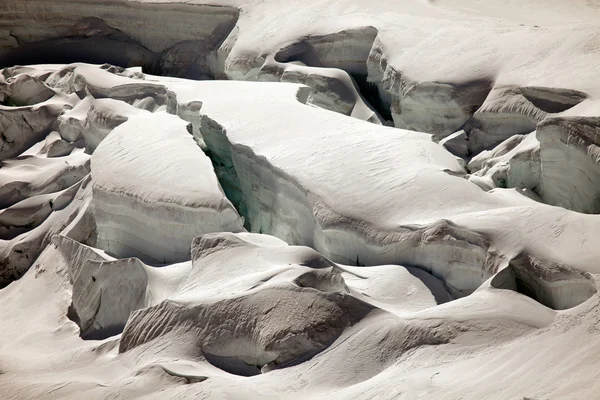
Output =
[
  {"x1": 118, "y1": 231, "x2": 452, "y2": 375},
  {"x1": 121, "y1": 287, "x2": 374, "y2": 373},
  {"x1": 92, "y1": 112, "x2": 244, "y2": 262}
]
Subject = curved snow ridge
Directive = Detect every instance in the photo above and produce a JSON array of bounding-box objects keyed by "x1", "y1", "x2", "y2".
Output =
[
  {"x1": 91, "y1": 112, "x2": 244, "y2": 263},
  {"x1": 181, "y1": 232, "x2": 353, "y2": 304},
  {"x1": 491, "y1": 253, "x2": 597, "y2": 310},
  {"x1": 185, "y1": 232, "x2": 450, "y2": 311},
  {"x1": 412, "y1": 283, "x2": 557, "y2": 329},
  {"x1": 340, "y1": 264, "x2": 453, "y2": 313},
  {"x1": 191, "y1": 231, "x2": 502, "y2": 317}
]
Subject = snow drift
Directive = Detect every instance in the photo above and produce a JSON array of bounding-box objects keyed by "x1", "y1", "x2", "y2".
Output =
[{"x1": 2, "y1": 0, "x2": 600, "y2": 397}]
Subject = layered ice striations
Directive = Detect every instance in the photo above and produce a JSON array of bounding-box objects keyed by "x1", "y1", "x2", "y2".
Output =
[
  {"x1": 2, "y1": 1, "x2": 600, "y2": 397},
  {"x1": 0, "y1": 98, "x2": 67, "y2": 161},
  {"x1": 92, "y1": 112, "x2": 244, "y2": 263},
  {"x1": 536, "y1": 117, "x2": 600, "y2": 213}
]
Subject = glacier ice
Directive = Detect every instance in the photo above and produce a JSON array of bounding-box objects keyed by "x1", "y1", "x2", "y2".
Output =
[
  {"x1": 92, "y1": 112, "x2": 244, "y2": 262},
  {"x1": 2, "y1": 0, "x2": 600, "y2": 398}
]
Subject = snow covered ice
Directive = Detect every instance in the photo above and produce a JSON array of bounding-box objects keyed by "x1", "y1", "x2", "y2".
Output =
[{"x1": 1, "y1": 0, "x2": 600, "y2": 398}]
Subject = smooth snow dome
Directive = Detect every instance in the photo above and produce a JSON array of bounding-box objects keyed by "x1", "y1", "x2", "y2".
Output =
[{"x1": 1, "y1": 0, "x2": 600, "y2": 399}]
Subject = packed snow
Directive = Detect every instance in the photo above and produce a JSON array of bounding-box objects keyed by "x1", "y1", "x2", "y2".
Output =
[{"x1": 1, "y1": 0, "x2": 600, "y2": 399}]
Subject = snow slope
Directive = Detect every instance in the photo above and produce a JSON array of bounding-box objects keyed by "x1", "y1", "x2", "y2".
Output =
[
  {"x1": 1, "y1": 0, "x2": 600, "y2": 397},
  {"x1": 92, "y1": 111, "x2": 244, "y2": 263}
]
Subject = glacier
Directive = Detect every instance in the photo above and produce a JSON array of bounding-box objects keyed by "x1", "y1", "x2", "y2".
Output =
[{"x1": 1, "y1": 0, "x2": 600, "y2": 399}]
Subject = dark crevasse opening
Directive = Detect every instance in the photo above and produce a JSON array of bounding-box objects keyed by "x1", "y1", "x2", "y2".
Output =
[{"x1": 352, "y1": 73, "x2": 393, "y2": 122}]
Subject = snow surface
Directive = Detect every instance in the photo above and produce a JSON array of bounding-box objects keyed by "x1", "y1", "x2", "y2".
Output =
[
  {"x1": 92, "y1": 111, "x2": 244, "y2": 263},
  {"x1": 1, "y1": 0, "x2": 600, "y2": 398}
]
